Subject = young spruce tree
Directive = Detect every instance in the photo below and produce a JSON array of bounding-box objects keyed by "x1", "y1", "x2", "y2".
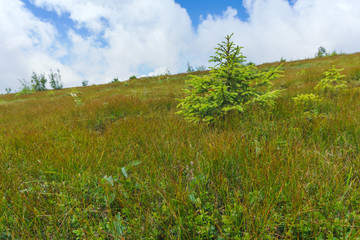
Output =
[{"x1": 177, "y1": 34, "x2": 283, "y2": 123}]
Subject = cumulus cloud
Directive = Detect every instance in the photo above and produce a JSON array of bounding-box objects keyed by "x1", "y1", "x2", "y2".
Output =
[
  {"x1": 30, "y1": 0, "x2": 194, "y2": 78},
  {"x1": 0, "y1": 0, "x2": 82, "y2": 91},
  {"x1": 0, "y1": 0, "x2": 193, "y2": 91},
  {"x1": 1, "y1": 0, "x2": 360, "y2": 92},
  {"x1": 193, "y1": 0, "x2": 360, "y2": 64}
]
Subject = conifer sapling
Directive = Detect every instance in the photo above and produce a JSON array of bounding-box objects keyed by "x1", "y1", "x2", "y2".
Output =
[{"x1": 177, "y1": 34, "x2": 283, "y2": 123}]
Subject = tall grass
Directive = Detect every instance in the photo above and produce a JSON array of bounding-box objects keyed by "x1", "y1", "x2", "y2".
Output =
[{"x1": 1, "y1": 53, "x2": 360, "y2": 239}]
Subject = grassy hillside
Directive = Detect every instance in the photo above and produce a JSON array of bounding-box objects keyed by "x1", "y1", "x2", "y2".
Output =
[{"x1": 1, "y1": 53, "x2": 360, "y2": 239}]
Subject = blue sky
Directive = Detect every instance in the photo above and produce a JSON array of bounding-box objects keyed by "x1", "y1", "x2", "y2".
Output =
[
  {"x1": 175, "y1": 0, "x2": 249, "y2": 26},
  {"x1": 1, "y1": 0, "x2": 360, "y2": 92}
]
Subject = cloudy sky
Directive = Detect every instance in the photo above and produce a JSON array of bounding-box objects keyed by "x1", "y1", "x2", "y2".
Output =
[{"x1": 1, "y1": 0, "x2": 360, "y2": 92}]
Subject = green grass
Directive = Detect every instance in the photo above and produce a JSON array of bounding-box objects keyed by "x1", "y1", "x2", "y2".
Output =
[{"x1": 1, "y1": 53, "x2": 360, "y2": 239}]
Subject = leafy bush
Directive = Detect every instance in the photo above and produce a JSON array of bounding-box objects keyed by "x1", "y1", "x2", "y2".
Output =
[
  {"x1": 129, "y1": 75, "x2": 137, "y2": 80},
  {"x1": 354, "y1": 73, "x2": 360, "y2": 81},
  {"x1": 5, "y1": 88, "x2": 11, "y2": 94},
  {"x1": 293, "y1": 93, "x2": 323, "y2": 112},
  {"x1": 111, "y1": 78, "x2": 119, "y2": 83},
  {"x1": 187, "y1": 62, "x2": 195, "y2": 73},
  {"x1": 177, "y1": 34, "x2": 283, "y2": 123},
  {"x1": 330, "y1": 50, "x2": 338, "y2": 56},
  {"x1": 49, "y1": 69, "x2": 63, "y2": 90},
  {"x1": 16, "y1": 79, "x2": 35, "y2": 96},
  {"x1": 82, "y1": 80, "x2": 89, "y2": 87},
  {"x1": 315, "y1": 46, "x2": 327, "y2": 58},
  {"x1": 47, "y1": 90, "x2": 55, "y2": 96},
  {"x1": 187, "y1": 63, "x2": 207, "y2": 73},
  {"x1": 196, "y1": 65, "x2": 207, "y2": 71},
  {"x1": 315, "y1": 66, "x2": 347, "y2": 94},
  {"x1": 31, "y1": 72, "x2": 47, "y2": 91}
]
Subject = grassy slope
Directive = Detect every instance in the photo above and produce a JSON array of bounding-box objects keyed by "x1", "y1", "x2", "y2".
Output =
[{"x1": 1, "y1": 53, "x2": 360, "y2": 239}]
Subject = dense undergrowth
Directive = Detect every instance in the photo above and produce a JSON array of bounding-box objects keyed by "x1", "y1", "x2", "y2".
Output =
[{"x1": 1, "y1": 53, "x2": 360, "y2": 239}]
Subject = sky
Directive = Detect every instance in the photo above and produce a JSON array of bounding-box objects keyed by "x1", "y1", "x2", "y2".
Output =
[{"x1": 1, "y1": 0, "x2": 360, "y2": 93}]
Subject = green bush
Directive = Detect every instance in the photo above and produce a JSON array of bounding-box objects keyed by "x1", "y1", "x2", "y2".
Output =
[
  {"x1": 315, "y1": 46, "x2": 327, "y2": 58},
  {"x1": 353, "y1": 72, "x2": 360, "y2": 81},
  {"x1": 82, "y1": 80, "x2": 89, "y2": 87},
  {"x1": 49, "y1": 69, "x2": 63, "y2": 90},
  {"x1": 187, "y1": 62, "x2": 195, "y2": 73},
  {"x1": 315, "y1": 66, "x2": 347, "y2": 94},
  {"x1": 47, "y1": 90, "x2": 55, "y2": 96},
  {"x1": 293, "y1": 93, "x2": 323, "y2": 112},
  {"x1": 30, "y1": 72, "x2": 47, "y2": 91},
  {"x1": 16, "y1": 79, "x2": 35, "y2": 96},
  {"x1": 177, "y1": 34, "x2": 283, "y2": 123},
  {"x1": 196, "y1": 65, "x2": 207, "y2": 71}
]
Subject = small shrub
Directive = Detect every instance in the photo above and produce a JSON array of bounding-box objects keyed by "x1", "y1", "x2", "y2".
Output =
[
  {"x1": 112, "y1": 78, "x2": 119, "y2": 83},
  {"x1": 246, "y1": 62, "x2": 255, "y2": 66},
  {"x1": 82, "y1": 80, "x2": 89, "y2": 87},
  {"x1": 330, "y1": 50, "x2": 338, "y2": 56},
  {"x1": 315, "y1": 46, "x2": 327, "y2": 58},
  {"x1": 47, "y1": 90, "x2": 55, "y2": 96},
  {"x1": 129, "y1": 75, "x2": 137, "y2": 80},
  {"x1": 5, "y1": 88, "x2": 11, "y2": 94},
  {"x1": 293, "y1": 93, "x2": 323, "y2": 112},
  {"x1": 196, "y1": 65, "x2": 207, "y2": 71},
  {"x1": 177, "y1": 34, "x2": 283, "y2": 123},
  {"x1": 187, "y1": 62, "x2": 195, "y2": 73},
  {"x1": 16, "y1": 79, "x2": 35, "y2": 96},
  {"x1": 352, "y1": 72, "x2": 360, "y2": 81},
  {"x1": 31, "y1": 72, "x2": 47, "y2": 91},
  {"x1": 16, "y1": 88, "x2": 34, "y2": 96},
  {"x1": 49, "y1": 69, "x2": 63, "y2": 90},
  {"x1": 315, "y1": 66, "x2": 347, "y2": 94}
]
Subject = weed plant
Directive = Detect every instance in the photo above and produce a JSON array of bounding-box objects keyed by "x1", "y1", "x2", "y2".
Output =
[{"x1": 1, "y1": 53, "x2": 360, "y2": 239}]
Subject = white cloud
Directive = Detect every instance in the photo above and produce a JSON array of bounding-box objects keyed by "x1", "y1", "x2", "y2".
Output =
[
  {"x1": 0, "y1": 0, "x2": 81, "y2": 91},
  {"x1": 193, "y1": 0, "x2": 360, "y2": 64},
  {"x1": 1, "y1": 0, "x2": 360, "y2": 93},
  {"x1": 26, "y1": 0, "x2": 193, "y2": 84}
]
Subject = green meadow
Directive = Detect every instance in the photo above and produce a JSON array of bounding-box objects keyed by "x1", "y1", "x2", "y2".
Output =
[{"x1": 1, "y1": 52, "x2": 360, "y2": 239}]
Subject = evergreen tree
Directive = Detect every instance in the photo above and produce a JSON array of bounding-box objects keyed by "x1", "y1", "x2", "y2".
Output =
[
  {"x1": 315, "y1": 65, "x2": 347, "y2": 94},
  {"x1": 177, "y1": 34, "x2": 283, "y2": 123}
]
